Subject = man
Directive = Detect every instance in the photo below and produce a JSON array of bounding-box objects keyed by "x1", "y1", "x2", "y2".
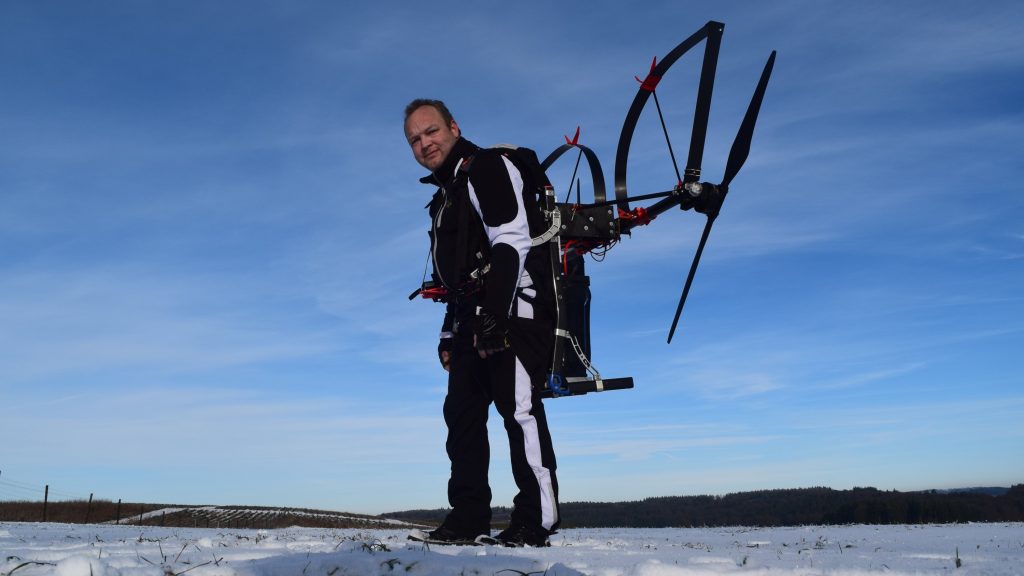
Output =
[{"x1": 404, "y1": 99, "x2": 560, "y2": 547}]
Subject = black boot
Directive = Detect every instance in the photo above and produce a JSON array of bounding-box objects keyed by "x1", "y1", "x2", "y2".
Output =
[{"x1": 495, "y1": 523, "x2": 551, "y2": 547}]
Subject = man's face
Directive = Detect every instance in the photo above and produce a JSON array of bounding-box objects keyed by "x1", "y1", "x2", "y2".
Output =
[{"x1": 405, "y1": 105, "x2": 460, "y2": 171}]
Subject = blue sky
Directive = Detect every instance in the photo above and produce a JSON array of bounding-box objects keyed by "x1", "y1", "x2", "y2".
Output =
[{"x1": 1, "y1": 1, "x2": 1022, "y2": 515}]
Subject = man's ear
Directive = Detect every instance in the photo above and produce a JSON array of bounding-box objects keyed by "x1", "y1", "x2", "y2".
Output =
[{"x1": 450, "y1": 120, "x2": 461, "y2": 138}]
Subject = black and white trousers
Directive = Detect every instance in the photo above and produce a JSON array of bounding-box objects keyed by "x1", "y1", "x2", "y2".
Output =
[{"x1": 441, "y1": 319, "x2": 560, "y2": 535}]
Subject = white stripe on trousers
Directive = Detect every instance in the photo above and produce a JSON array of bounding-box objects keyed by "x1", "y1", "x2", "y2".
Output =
[{"x1": 512, "y1": 289, "x2": 557, "y2": 530}]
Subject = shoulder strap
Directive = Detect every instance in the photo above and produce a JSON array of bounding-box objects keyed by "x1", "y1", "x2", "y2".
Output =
[{"x1": 453, "y1": 154, "x2": 487, "y2": 291}]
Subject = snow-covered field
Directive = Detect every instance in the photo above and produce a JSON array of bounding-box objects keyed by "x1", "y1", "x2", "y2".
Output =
[{"x1": 2, "y1": 522, "x2": 1021, "y2": 575}]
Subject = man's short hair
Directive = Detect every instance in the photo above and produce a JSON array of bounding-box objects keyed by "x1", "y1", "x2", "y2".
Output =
[{"x1": 404, "y1": 99, "x2": 455, "y2": 126}]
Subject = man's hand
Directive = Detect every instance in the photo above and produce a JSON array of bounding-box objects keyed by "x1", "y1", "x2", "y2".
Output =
[
  {"x1": 438, "y1": 338, "x2": 453, "y2": 371},
  {"x1": 473, "y1": 307, "x2": 509, "y2": 358}
]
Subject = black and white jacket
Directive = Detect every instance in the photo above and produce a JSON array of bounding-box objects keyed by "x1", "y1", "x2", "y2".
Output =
[{"x1": 422, "y1": 137, "x2": 536, "y2": 334}]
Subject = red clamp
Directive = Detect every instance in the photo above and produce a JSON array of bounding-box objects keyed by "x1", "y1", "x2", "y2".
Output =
[
  {"x1": 618, "y1": 206, "x2": 654, "y2": 227},
  {"x1": 419, "y1": 285, "x2": 450, "y2": 302},
  {"x1": 565, "y1": 126, "x2": 581, "y2": 146},
  {"x1": 635, "y1": 57, "x2": 661, "y2": 92}
]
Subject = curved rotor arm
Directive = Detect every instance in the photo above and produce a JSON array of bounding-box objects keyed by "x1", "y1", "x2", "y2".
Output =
[
  {"x1": 613, "y1": 21, "x2": 724, "y2": 212},
  {"x1": 541, "y1": 141, "x2": 607, "y2": 204},
  {"x1": 606, "y1": 23, "x2": 775, "y2": 342}
]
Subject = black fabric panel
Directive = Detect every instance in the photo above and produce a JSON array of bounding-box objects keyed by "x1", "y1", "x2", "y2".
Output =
[
  {"x1": 483, "y1": 242, "x2": 520, "y2": 318},
  {"x1": 507, "y1": 316, "x2": 554, "y2": 385},
  {"x1": 468, "y1": 150, "x2": 518, "y2": 228}
]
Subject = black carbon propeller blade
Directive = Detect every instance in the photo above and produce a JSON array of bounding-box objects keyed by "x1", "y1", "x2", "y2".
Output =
[
  {"x1": 667, "y1": 50, "x2": 775, "y2": 343},
  {"x1": 722, "y1": 50, "x2": 776, "y2": 188},
  {"x1": 667, "y1": 214, "x2": 716, "y2": 343}
]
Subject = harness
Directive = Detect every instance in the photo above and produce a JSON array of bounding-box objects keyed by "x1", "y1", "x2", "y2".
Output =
[{"x1": 413, "y1": 148, "x2": 556, "y2": 323}]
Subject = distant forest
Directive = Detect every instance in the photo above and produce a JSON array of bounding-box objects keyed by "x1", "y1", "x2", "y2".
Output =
[
  {"x1": 384, "y1": 485, "x2": 1024, "y2": 528},
  {"x1": 3, "y1": 485, "x2": 1020, "y2": 529}
]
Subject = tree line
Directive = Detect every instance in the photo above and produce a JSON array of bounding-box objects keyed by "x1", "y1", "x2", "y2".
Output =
[
  {"x1": 4, "y1": 485, "x2": 1020, "y2": 528},
  {"x1": 384, "y1": 485, "x2": 1024, "y2": 528},
  {"x1": 0, "y1": 500, "x2": 399, "y2": 529}
]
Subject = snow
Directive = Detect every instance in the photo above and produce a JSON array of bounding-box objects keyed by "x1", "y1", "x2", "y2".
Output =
[{"x1": 2, "y1": 522, "x2": 1022, "y2": 575}]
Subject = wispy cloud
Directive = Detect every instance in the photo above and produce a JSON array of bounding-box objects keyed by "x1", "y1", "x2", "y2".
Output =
[{"x1": 0, "y1": 266, "x2": 333, "y2": 383}]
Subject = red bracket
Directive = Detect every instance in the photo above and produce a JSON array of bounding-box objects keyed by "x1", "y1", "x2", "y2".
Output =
[
  {"x1": 635, "y1": 57, "x2": 661, "y2": 92},
  {"x1": 419, "y1": 286, "x2": 450, "y2": 302},
  {"x1": 565, "y1": 126, "x2": 581, "y2": 146},
  {"x1": 618, "y1": 206, "x2": 654, "y2": 227}
]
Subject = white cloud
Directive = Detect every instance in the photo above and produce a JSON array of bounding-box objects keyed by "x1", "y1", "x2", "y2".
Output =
[{"x1": 0, "y1": 266, "x2": 333, "y2": 383}]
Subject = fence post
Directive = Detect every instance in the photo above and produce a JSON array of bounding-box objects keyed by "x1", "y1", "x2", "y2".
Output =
[
  {"x1": 116, "y1": 499, "x2": 122, "y2": 525},
  {"x1": 85, "y1": 493, "x2": 94, "y2": 524},
  {"x1": 43, "y1": 485, "x2": 49, "y2": 522}
]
